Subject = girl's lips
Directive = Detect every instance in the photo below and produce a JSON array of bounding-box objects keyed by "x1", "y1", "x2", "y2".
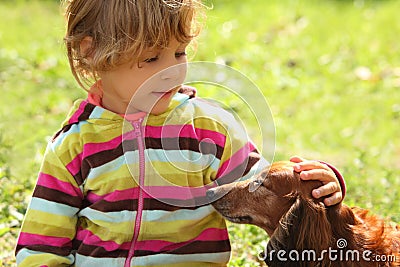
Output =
[
  {"x1": 152, "y1": 86, "x2": 181, "y2": 98},
  {"x1": 152, "y1": 91, "x2": 173, "y2": 98}
]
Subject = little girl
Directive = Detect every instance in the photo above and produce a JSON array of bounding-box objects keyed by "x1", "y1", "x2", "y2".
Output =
[{"x1": 15, "y1": 0, "x2": 345, "y2": 266}]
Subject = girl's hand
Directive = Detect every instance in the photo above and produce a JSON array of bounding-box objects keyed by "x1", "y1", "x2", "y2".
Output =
[{"x1": 290, "y1": 156, "x2": 343, "y2": 206}]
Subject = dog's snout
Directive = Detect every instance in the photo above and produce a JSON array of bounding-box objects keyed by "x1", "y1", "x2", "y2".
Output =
[
  {"x1": 207, "y1": 183, "x2": 236, "y2": 203},
  {"x1": 206, "y1": 188, "x2": 216, "y2": 201}
]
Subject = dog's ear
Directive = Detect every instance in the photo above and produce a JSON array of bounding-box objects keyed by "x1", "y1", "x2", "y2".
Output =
[
  {"x1": 265, "y1": 196, "x2": 332, "y2": 266},
  {"x1": 327, "y1": 205, "x2": 366, "y2": 252}
]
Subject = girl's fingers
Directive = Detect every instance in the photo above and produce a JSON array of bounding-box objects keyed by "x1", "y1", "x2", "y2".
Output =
[
  {"x1": 298, "y1": 168, "x2": 336, "y2": 183},
  {"x1": 323, "y1": 191, "x2": 343, "y2": 206},
  {"x1": 312, "y1": 181, "x2": 339, "y2": 198},
  {"x1": 290, "y1": 157, "x2": 342, "y2": 206},
  {"x1": 289, "y1": 155, "x2": 306, "y2": 163},
  {"x1": 293, "y1": 161, "x2": 331, "y2": 173}
]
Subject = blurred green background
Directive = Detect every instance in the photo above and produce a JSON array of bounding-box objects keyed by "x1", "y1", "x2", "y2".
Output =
[{"x1": 1, "y1": 0, "x2": 399, "y2": 266}]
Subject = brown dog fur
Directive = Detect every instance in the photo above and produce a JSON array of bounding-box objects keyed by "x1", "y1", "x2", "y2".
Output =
[{"x1": 208, "y1": 161, "x2": 400, "y2": 266}]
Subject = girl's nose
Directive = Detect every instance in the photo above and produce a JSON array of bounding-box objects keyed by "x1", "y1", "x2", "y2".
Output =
[{"x1": 160, "y1": 63, "x2": 186, "y2": 80}]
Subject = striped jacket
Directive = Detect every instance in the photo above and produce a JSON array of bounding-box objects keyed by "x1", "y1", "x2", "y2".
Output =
[{"x1": 16, "y1": 92, "x2": 267, "y2": 266}]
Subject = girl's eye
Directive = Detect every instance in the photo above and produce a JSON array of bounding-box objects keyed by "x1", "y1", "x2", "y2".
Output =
[
  {"x1": 175, "y1": 51, "x2": 187, "y2": 58},
  {"x1": 144, "y1": 56, "x2": 158, "y2": 63}
]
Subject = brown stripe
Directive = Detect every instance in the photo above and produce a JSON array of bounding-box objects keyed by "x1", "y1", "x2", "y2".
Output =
[
  {"x1": 216, "y1": 149, "x2": 261, "y2": 185},
  {"x1": 33, "y1": 185, "x2": 82, "y2": 208},
  {"x1": 51, "y1": 102, "x2": 95, "y2": 142},
  {"x1": 78, "y1": 102, "x2": 96, "y2": 122},
  {"x1": 144, "y1": 198, "x2": 209, "y2": 211},
  {"x1": 72, "y1": 239, "x2": 128, "y2": 258},
  {"x1": 147, "y1": 197, "x2": 211, "y2": 209},
  {"x1": 17, "y1": 240, "x2": 230, "y2": 259},
  {"x1": 52, "y1": 124, "x2": 73, "y2": 142},
  {"x1": 145, "y1": 137, "x2": 224, "y2": 160},
  {"x1": 168, "y1": 239, "x2": 231, "y2": 254},
  {"x1": 15, "y1": 244, "x2": 72, "y2": 257},
  {"x1": 87, "y1": 199, "x2": 138, "y2": 212},
  {"x1": 134, "y1": 240, "x2": 231, "y2": 257},
  {"x1": 84, "y1": 198, "x2": 205, "y2": 213},
  {"x1": 80, "y1": 138, "x2": 137, "y2": 178},
  {"x1": 73, "y1": 169, "x2": 84, "y2": 187},
  {"x1": 80, "y1": 136, "x2": 223, "y2": 180}
]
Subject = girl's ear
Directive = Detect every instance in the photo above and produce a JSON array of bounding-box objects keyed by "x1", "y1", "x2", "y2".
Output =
[{"x1": 79, "y1": 36, "x2": 94, "y2": 60}]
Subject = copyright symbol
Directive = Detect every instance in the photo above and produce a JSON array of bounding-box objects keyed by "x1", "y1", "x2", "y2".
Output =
[{"x1": 336, "y1": 238, "x2": 348, "y2": 249}]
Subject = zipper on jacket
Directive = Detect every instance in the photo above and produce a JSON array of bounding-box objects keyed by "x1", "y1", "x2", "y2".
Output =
[{"x1": 125, "y1": 118, "x2": 145, "y2": 267}]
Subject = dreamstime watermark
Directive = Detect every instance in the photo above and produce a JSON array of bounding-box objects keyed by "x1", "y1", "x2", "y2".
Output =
[{"x1": 258, "y1": 238, "x2": 397, "y2": 263}]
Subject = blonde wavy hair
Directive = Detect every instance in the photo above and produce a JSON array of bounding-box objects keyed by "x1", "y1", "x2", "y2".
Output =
[{"x1": 63, "y1": 0, "x2": 204, "y2": 89}]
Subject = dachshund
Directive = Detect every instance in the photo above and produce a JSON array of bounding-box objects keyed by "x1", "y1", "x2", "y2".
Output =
[{"x1": 207, "y1": 161, "x2": 400, "y2": 266}]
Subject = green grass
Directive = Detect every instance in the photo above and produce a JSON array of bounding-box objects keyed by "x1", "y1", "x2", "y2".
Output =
[{"x1": 1, "y1": 0, "x2": 399, "y2": 266}]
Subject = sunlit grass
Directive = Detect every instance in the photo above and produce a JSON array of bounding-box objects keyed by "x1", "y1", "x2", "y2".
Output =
[{"x1": 1, "y1": 0, "x2": 399, "y2": 266}]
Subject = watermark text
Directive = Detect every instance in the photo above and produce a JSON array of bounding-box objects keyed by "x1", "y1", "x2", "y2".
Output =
[{"x1": 258, "y1": 238, "x2": 397, "y2": 264}]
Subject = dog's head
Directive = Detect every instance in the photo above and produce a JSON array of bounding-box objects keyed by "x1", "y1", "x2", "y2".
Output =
[{"x1": 207, "y1": 161, "x2": 327, "y2": 236}]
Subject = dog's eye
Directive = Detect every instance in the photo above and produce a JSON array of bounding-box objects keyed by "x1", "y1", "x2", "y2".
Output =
[
  {"x1": 249, "y1": 179, "x2": 263, "y2": 192},
  {"x1": 253, "y1": 180, "x2": 263, "y2": 186}
]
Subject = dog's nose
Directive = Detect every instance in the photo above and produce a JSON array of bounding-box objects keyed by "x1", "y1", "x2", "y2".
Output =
[{"x1": 206, "y1": 188, "x2": 216, "y2": 201}]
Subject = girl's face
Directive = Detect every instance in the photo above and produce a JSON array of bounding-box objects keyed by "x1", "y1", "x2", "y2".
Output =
[{"x1": 99, "y1": 38, "x2": 189, "y2": 115}]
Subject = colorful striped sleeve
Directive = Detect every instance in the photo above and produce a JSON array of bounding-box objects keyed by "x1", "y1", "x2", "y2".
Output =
[
  {"x1": 15, "y1": 138, "x2": 83, "y2": 266},
  {"x1": 197, "y1": 102, "x2": 264, "y2": 185}
]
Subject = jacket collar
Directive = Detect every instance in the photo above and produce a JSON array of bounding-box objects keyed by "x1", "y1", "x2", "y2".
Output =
[{"x1": 62, "y1": 92, "x2": 191, "y2": 128}]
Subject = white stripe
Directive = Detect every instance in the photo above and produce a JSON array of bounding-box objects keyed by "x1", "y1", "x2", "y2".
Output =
[
  {"x1": 87, "y1": 155, "x2": 129, "y2": 180},
  {"x1": 75, "y1": 254, "x2": 125, "y2": 267},
  {"x1": 131, "y1": 252, "x2": 231, "y2": 266},
  {"x1": 78, "y1": 207, "x2": 135, "y2": 223},
  {"x1": 146, "y1": 149, "x2": 220, "y2": 171},
  {"x1": 89, "y1": 106, "x2": 105, "y2": 119},
  {"x1": 29, "y1": 197, "x2": 79, "y2": 216},
  {"x1": 51, "y1": 123, "x2": 87, "y2": 149},
  {"x1": 87, "y1": 149, "x2": 220, "y2": 180},
  {"x1": 142, "y1": 205, "x2": 214, "y2": 222},
  {"x1": 76, "y1": 206, "x2": 213, "y2": 224},
  {"x1": 16, "y1": 248, "x2": 74, "y2": 265}
]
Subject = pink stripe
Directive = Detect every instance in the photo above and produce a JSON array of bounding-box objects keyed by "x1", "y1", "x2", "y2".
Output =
[
  {"x1": 136, "y1": 228, "x2": 229, "y2": 252},
  {"x1": 65, "y1": 131, "x2": 135, "y2": 176},
  {"x1": 37, "y1": 173, "x2": 82, "y2": 198},
  {"x1": 76, "y1": 228, "x2": 131, "y2": 251},
  {"x1": 75, "y1": 227, "x2": 227, "y2": 253},
  {"x1": 142, "y1": 185, "x2": 212, "y2": 200},
  {"x1": 18, "y1": 232, "x2": 71, "y2": 247},
  {"x1": 65, "y1": 153, "x2": 82, "y2": 176},
  {"x1": 81, "y1": 130, "x2": 136, "y2": 159},
  {"x1": 82, "y1": 132, "x2": 130, "y2": 158},
  {"x1": 86, "y1": 185, "x2": 213, "y2": 203},
  {"x1": 87, "y1": 188, "x2": 139, "y2": 203},
  {"x1": 216, "y1": 142, "x2": 256, "y2": 178},
  {"x1": 145, "y1": 125, "x2": 226, "y2": 148},
  {"x1": 68, "y1": 101, "x2": 87, "y2": 124}
]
